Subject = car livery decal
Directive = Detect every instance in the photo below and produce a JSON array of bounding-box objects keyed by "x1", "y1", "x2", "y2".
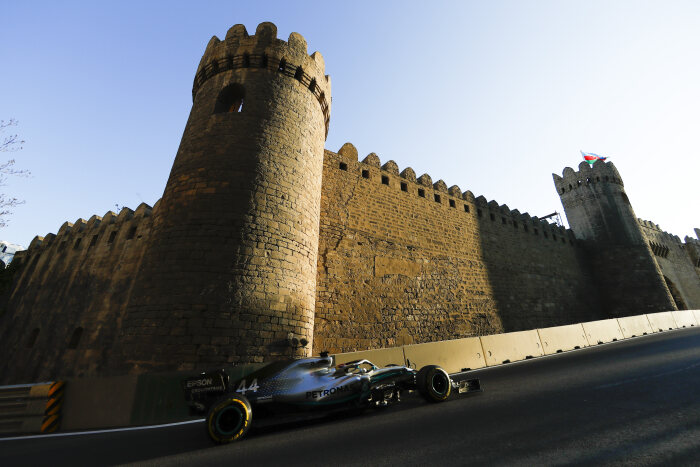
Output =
[{"x1": 306, "y1": 384, "x2": 352, "y2": 399}]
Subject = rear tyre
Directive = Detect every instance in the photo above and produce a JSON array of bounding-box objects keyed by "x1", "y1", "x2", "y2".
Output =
[
  {"x1": 206, "y1": 394, "x2": 253, "y2": 444},
  {"x1": 416, "y1": 365, "x2": 452, "y2": 402}
]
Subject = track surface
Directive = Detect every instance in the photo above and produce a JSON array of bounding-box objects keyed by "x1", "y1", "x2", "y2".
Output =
[{"x1": 2, "y1": 327, "x2": 700, "y2": 466}]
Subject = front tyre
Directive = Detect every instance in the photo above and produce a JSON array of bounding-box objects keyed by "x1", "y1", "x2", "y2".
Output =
[
  {"x1": 416, "y1": 365, "x2": 452, "y2": 402},
  {"x1": 207, "y1": 394, "x2": 253, "y2": 444}
]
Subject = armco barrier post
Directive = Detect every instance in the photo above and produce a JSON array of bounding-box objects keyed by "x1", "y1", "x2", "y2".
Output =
[{"x1": 41, "y1": 381, "x2": 65, "y2": 433}]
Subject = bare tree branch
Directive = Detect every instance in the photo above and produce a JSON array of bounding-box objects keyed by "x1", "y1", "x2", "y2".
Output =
[{"x1": 0, "y1": 120, "x2": 30, "y2": 228}]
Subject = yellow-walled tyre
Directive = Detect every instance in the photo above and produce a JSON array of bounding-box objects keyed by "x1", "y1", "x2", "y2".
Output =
[
  {"x1": 207, "y1": 394, "x2": 253, "y2": 444},
  {"x1": 416, "y1": 365, "x2": 452, "y2": 402}
]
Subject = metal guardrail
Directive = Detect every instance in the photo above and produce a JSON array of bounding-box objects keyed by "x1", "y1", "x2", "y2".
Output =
[{"x1": 0, "y1": 381, "x2": 64, "y2": 434}]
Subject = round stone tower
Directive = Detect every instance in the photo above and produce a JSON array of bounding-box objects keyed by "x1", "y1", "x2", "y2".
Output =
[
  {"x1": 553, "y1": 160, "x2": 675, "y2": 317},
  {"x1": 119, "y1": 22, "x2": 331, "y2": 372}
]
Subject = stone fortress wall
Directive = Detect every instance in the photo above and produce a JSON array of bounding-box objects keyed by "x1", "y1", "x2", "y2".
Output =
[
  {"x1": 0, "y1": 204, "x2": 155, "y2": 380},
  {"x1": 638, "y1": 220, "x2": 700, "y2": 310},
  {"x1": 314, "y1": 145, "x2": 602, "y2": 354},
  {"x1": 0, "y1": 21, "x2": 698, "y2": 384}
]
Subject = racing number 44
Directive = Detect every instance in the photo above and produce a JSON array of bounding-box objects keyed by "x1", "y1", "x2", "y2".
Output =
[{"x1": 235, "y1": 379, "x2": 259, "y2": 395}]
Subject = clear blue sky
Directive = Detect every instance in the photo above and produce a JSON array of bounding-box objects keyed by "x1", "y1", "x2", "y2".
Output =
[{"x1": 2, "y1": 0, "x2": 698, "y2": 248}]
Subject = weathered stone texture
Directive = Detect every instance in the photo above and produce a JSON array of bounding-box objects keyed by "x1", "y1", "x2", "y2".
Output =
[
  {"x1": 0, "y1": 205, "x2": 154, "y2": 382},
  {"x1": 553, "y1": 162, "x2": 676, "y2": 317},
  {"x1": 313, "y1": 150, "x2": 601, "y2": 355},
  {"x1": 117, "y1": 23, "x2": 330, "y2": 373},
  {"x1": 0, "y1": 22, "x2": 697, "y2": 384}
]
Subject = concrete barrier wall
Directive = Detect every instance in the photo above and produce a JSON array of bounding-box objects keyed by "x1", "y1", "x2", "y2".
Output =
[
  {"x1": 646, "y1": 311, "x2": 678, "y2": 332},
  {"x1": 537, "y1": 324, "x2": 589, "y2": 355},
  {"x1": 617, "y1": 315, "x2": 654, "y2": 338},
  {"x1": 333, "y1": 347, "x2": 406, "y2": 368},
  {"x1": 402, "y1": 337, "x2": 486, "y2": 373},
  {"x1": 7, "y1": 309, "x2": 696, "y2": 434},
  {"x1": 62, "y1": 375, "x2": 139, "y2": 430},
  {"x1": 582, "y1": 319, "x2": 624, "y2": 345},
  {"x1": 672, "y1": 309, "x2": 698, "y2": 328},
  {"x1": 479, "y1": 330, "x2": 544, "y2": 366}
]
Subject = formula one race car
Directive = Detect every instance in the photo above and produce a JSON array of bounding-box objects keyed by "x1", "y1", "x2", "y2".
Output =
[{"x1": 182, "y1": 352, "x2": 482, "y2": 444}]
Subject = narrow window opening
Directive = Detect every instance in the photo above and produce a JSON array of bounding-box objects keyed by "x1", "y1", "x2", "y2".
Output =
[
  {"x1": 400, "y1": 182, "x2": 408, "y2": 192},
  {"x1": 523, "y1": 225, "x2": 528, "y2": 232},
  {"x1": 339, "y1": 162, "x2": 347, "y2": 171},
  {"x1": 127, "y1": 227, "x2": 137, "y2": 240},
  {"x1": 59, "y1": 241, "x2": 67, "y2": 251},
  {"x1": 534, "y1": 228, "x2": 539, "y2": 235},
  {"x1": 27, "y1": 328, "x2": 40, "y2": 348},
  {"x1": 261, "y1": 54, "x2": 268, "y2": 68},
  {"x1": 214, "y1": 83, "x2": 245, "y2": 113},
  {"x1": 74, "y1": 238, "x2": 82, "y2": 250},
  {"x1": 107, "y1": 231, "x2": 117, "y2": 244},
  {"x1": 553, "y1": 234, "x2": 557, "y2": 241},
  {"x1": 477, "y1": 209, "x2": 483, "y2": 218},
  {"x1": 361, "y1": 170, "x2": 370, "y2": 179},
  {"x1": 464, "y1": 204, "x2": 470, "y2": 213},
  {"x1": 568, "y1": 184, "x2": 572, "y2": 191},
  {"x1": 513, "y1": 222, "x2": 518, "y2": 230},
  {"x1": 242, "y1": 53, "x2": 250, "y2": 68},
  {"x1": 490, "y1": 213, "x2": 495, "y2": 221},
  {"x1": 449, "y1": 199, "x2": 456, "y2": 208},
  {"x1": 278, "y1": 58, "x2": 286, "y2": 72},
  {"x1": 418, "y1": 189, "x2": 425, "y2": 198},
  {"x1": 226, "y1": 55, "x2": 234, "y2": 68},
  {"x1": 90, "y1": 235, "x2": 98, "y2": 247},
  {"x1": 596, "y1": 177, "x2": 600, "y2": 182},
  {"x1": 501, "y1": 217, "x2": 506, "y2": 225},
  {"x1": 544, "y1": 231, "x2": 549, "y2": 239},
  {"x1": 68, "y1": 327, "x2": 83, "y2": 349},
  {"x1": 381, "y1": 175, "x2": 389, "y2": 185},
  {"x1": 434, "y1": 194, "x2": 441, "y2": 203}
]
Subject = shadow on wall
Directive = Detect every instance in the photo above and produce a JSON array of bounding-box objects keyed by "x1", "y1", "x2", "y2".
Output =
[
  {"x1": 664, "y1": 276, "x2": 687, "y2": 310},
  {"x1": 475, "y1": 200, "x2": 604, "y2": 332}
]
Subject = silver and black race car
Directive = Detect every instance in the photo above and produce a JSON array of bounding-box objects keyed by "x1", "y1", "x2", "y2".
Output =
[{"x1": 182, "y1": 352, "x2": 482, "y2": 443}]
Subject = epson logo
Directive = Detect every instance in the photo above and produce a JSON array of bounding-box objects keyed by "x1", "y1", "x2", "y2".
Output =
[{"x1": 187, "y1": 378, "x2": 214, "y2": 388}]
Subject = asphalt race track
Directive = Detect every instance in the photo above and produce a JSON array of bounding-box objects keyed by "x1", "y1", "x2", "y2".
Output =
[{"x1": 2, "y1": 327, "x2": 699, "y2": 466}]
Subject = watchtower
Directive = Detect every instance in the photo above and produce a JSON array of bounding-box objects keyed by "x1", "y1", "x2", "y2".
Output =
[
  {"x1": 553, "y1": 161, "x2": 675, "y2": 317},
  {"x1": 119, "y1": 22, "x2": 331, "y2": 371}
]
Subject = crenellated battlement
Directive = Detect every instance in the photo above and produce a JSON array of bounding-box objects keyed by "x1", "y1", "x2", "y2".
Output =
[
  {"x1": 329, "y1": 143, "x2": 576, "y2": 243},
  {"x1": 25, "y1": 202, "x2": 156, "y2": 253},
  {"x1": 638, "y1": 218, "x2": 683, "y2": 243},
  {"x1": 552, "y1": 160, "x2": 624, "y2": 195},
  {"x1": 193, "y1": 22, "x2": 331, "y2": 137}
]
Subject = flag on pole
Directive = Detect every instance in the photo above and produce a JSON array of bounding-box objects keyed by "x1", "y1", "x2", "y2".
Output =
[{"x1": 581, "y1": 151, "x2": 608, "y2": 166}]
